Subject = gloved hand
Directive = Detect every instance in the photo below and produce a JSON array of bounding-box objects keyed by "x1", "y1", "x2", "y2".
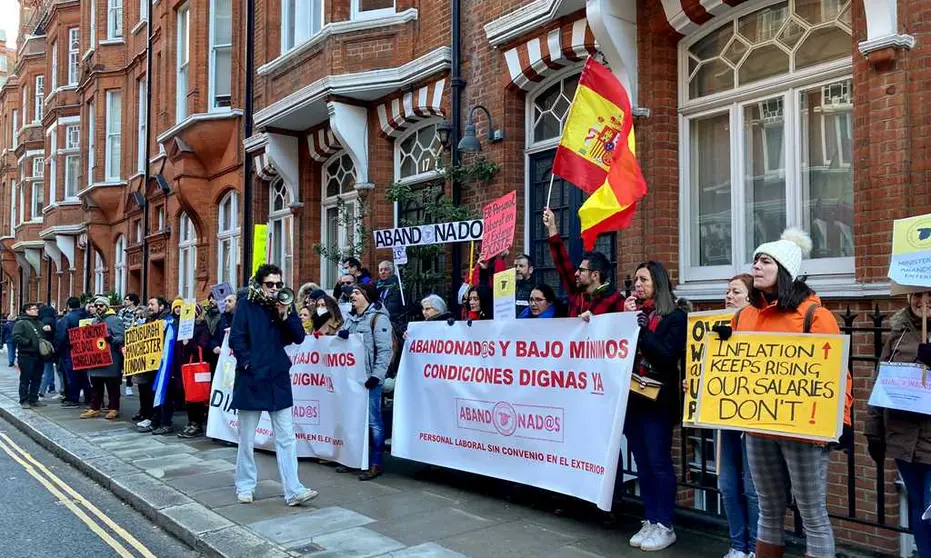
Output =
[
  {"x1": 446, "y1": 316, "x2": 456, "y2": 326},
  {"x1": 917, "y1": 343, "x2": 931, "y2": 367},
  {"x1": 867, "y1": 437, "x2": 886, "y2": 463},
  {"x1": 337, "y1": 330, "x2": 350, "y2": 340},
  {"x1": 712, "y1": 324, "x2": 733, "y2": 341},
  {"x1": 636, "y1": 312, "x2": 648, "y2": 328},
  {"x1": 364, "y1": 376, "x2": 380, "y2": 389},
  {"x1": 837, "y1": 424, "x2": 854, "y2": 453}
]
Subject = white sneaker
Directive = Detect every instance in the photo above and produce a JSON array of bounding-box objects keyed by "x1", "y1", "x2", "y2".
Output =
[
  {"x1": 286, "y1": 488, "x2": 319, "y2": 507},
  {"x1": 724, "y1": 550, "x2": 750, "y2": 558},
  {"x1": 51, "y1": 393, "x2": 63, "y2": 400},
  {"x1": 237, "y1": 492, "x2": 253, "y2": 504},
  {"x1": 136, "y1": 419, "x2": 152, "y2": 428},
  {"x1": 125, "y1": 387, "x2": 134, "y2": 396},
  {"x1": 629, "y1": 520, "x2": 655, "y2": 548},
  {"x1": 640, "y1": 523, "x2": 676, "y2": 552}
]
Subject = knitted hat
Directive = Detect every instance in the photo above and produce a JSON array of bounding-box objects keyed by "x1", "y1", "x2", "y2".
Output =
[
  {"x1": 308, "y1": 289, "x2": 327, "y2": 301},
  {"x1": 94, "y1": 296, "x2": 111, "y2": 308},
  {"x1": 353, "y1": 284, "x2": 380, "y2": 304},
  {"x1": 753, "y1": 227, "x2": 813, "y2": 280},
  {"x1": 171, "y1": 297, "x2": 184, "y2": 312}
]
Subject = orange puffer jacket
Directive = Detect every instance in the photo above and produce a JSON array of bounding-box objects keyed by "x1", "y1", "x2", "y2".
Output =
[{"x1": 731, "y1": 294, "x2": 853, "y2": 443}]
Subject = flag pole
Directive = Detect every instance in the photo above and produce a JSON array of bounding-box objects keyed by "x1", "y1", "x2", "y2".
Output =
[
  {"x1": 545, "y1": 173, "x2": 556, "y2": 209},
  {"x1": 923, "y1": 292, "x2": 928, "y2": 385}
]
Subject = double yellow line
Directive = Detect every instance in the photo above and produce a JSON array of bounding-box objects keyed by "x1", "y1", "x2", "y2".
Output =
[{"x1": 0, "y1": 431, "x2": 157, "y2": 558}]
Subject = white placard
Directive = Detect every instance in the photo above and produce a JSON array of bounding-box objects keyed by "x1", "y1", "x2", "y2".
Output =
[
  {"x1": 868, "y1": 362, "x2": 931, "y2": 416},
  {"x1": 392, "y1": 314, "x2": 639, "y2": 510},
  {"x1": 392, "y1": 246, "x2": 408, "y2": 265},
  {"x1": 374, "y1": 219, "x2": 484, "y2": 249}
]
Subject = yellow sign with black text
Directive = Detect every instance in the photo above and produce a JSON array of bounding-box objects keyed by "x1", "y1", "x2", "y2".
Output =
[
  {"x1": 694, "y1": 331, "x2": 849, "y2": 442},
  {"x1": 682, "y1": 309, "x2": 735, "y2": 424},
  {"x1": 123, "y1": 320, "x2": 165, "y2": 376}
]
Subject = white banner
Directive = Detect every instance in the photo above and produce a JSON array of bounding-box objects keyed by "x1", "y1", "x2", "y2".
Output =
[
  {"x1": 373, "y1": 219, "x2": 484, "y2": 249},
  {"x1": 393, "y1": 314, "x2": 639, "y2": 510},
  {"x1": 206, "y1": 332, "x2": 370, "y2": 469}
]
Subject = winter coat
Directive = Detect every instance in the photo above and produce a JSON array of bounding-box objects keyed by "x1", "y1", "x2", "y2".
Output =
[
  {"x1": 549, "y1": 235, "x2": 625, "y2": 316},
  {"x1": 314, "y1": 317, "x2": 343, "y2": 337},
  {"x1": 515, "y1": 276, "x2": 535, "y2": 318},
  {"x1": 38, "y1": 305, "x2": 57, "y2": 342},
  {"x1": 135, "y1": 310, "x2": 174, "y2": 386},
  {"x1": 12, "y1": 315, "x2": 44, "y2": 356},
  {"x1": 628, "y1": 299, "x2": 689, "y2": 420},
  {"x1": 175, "y1": 319, "x2": 211, "y2": 380},
  {"x1": 376, "y1": 275, "x2": 404, "y2": 324},
  {"x1": 229, "y1": 293, "x2": 305, "y2": 412},
  {"x1": 87, "y1": 311, "x2": 125, "y2": 378},
  {"x1": 341, "y1": 302, "x2": 393, "y2": 383},
  {"x1": 208, "y1": 311, "x2": 234, "y2": 353},
  {"x1": 54, "y1": 308, "x2": 90, "y2": 355},
  {"x1": 865, "y1": 307, "x2": 931, "y2": 464},
  {"x1": 732, "y1": 293, "x2": 853, "y2": 440},
  {"x1": 116, "y1": 306, "x2": 137, "y2": 332},
  {"x1": 204, "y1": 306, "x2": 222, "y2": 337},
  {"x1": 519, "y1": 305, "x2": 556, "y2": 319},
  {"x1": 2, "y1": 320, "x2": 14, "y2": 344}
]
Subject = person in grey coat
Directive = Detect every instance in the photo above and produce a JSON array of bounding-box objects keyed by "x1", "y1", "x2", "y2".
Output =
[
  {"x1": 338, "y1": 283, "x2": 392, "y2": 481},
  {"x1": 80, "y1": 296, "x2": 125, "y2": 420}
]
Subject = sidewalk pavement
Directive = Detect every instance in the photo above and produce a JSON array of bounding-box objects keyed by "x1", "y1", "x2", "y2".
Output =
[{"x1": 0, "y1": 366, "x2": 738, "y2": 558}]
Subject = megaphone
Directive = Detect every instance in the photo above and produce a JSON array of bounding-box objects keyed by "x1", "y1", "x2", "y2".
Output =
[{"x1": 276, "y1": 288, "x2": 295, "y2": 306}]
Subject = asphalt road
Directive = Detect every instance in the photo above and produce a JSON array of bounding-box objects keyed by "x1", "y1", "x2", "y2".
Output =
[{"x1": 0, "y1": 415, "x2": 201, "y2": 558}]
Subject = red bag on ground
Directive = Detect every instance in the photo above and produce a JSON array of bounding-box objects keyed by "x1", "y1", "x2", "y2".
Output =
[{"x1": 181, "y1": 348, "x2": 212, "y2": 403}]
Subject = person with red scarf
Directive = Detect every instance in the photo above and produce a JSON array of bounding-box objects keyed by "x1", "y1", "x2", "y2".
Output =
[
  {"x1": 623, "y1": 261, "x2": 688, "y2": 552},
  {"x1": 464, "y1": 285, "x2": 493, "y2": 321}
]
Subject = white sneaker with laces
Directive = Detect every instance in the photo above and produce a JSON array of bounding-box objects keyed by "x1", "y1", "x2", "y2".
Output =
[
  {"x1": 723, "y1": 550, "x2": 750, "y2": 558},
  {"x1": 287, "y1": 488, "x2": 319, "y2": 507},
  {"x1": 237, "y1": 492, "x2": 253, "y2": 504},
  {"x1": 136, "y1": 419, "x2": 152, "y2": 428},
  {"x1": 640, "y1": 523, "x2": 676, "y2": 552},
  {"x1": 629, "y1": 521, "x2": 655, "y2": 548}
]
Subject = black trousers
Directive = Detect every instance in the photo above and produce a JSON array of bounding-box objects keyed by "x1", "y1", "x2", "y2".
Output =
[
  {"x1": 18, "y1": 354, "x2": 44, "y2": 404},
  {"x1": 137, "y1": 382, "x2": 154, "y2": 419},
  {"x1": 152, "y1": 376, "x2": 182, "y2": 428}
]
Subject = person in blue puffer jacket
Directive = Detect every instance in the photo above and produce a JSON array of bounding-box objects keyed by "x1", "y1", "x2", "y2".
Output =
[{"x1": 518, "y1": 284, "x2": 558, "y2": 319}]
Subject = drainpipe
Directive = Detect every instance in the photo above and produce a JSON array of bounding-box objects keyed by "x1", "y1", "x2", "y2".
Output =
[
  {"x1": 141, "y1": 0, "x2": 154, "y2": 301},
  {"x1": 241, "y1": 0, "x2": 256, "y2": 287},
  {"x1": 449, "y1": 0, "x2": 463, "y2": 308}
]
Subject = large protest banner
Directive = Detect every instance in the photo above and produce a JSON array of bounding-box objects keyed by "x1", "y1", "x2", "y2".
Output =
[
  {"x1": 68, "y1": 324, "x2": 112, "y2": 370},
  {"x1": 682, "y1": 309, "x2": 735, "y2": 424},
  {"x1": 478, "y1": 191, "x2": 517, "y2": 261},
  {"x1": 694, "y1": 332, "x2": 849, "y2": 442},
  {"x1": 373, "y1": 219, "x2": 484, "y2": 249},
  {"x1": 206, "y1": 333, "x2": 370, "y2": 469},
  {"x1": 393, "y1": 314, "x2": 639, "y2": 511},
  {"x1": 124, "y1": 320, "x2": 165, "y2": 376}
]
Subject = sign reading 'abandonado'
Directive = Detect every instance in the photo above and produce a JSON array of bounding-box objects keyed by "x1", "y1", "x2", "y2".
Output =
[{"x1": 373, "y1": 219, "x2": 484, "y2": 249}]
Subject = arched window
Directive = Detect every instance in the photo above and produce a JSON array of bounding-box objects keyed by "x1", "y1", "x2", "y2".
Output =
[
  {"x1": 178, "y1": 213, "x2": 197, "y2": 299},
  {"x1": 268, "y1": 179, "x2": 293, "y2": 286},
  {"x1": 217, "y1": 191, "x2": 240, "y2": 289},
  {"x1": 395, "y1": 121, "x2": 442, "y2": 184},
  {"x1": 320, "y1": 152, "x2": 357, "y2": 287},
  {"x1": 525, "y1": 67, "x2": 616, "y2": 295},
  {"x1": 114, "y1": 235, "x2": 126, "y2": 297},
  {"x1": 679, "y1": 0, "x2": 853, "y2": 282},
  {"x1": 93, "y1": 250, "x2": 105, "y2": 294}
]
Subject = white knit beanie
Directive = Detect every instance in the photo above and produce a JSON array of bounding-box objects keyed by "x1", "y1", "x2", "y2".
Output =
[{"x1": 753, "y1": 227, "x2": 813, "y2": 280}]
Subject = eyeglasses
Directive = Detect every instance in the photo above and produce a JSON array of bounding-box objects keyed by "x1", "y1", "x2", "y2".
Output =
[
  {"x1": 577, "y1": 267, "x2": 591, "y2": 273},
  {"x1": 339, "y1": 281, "x2": 354, "y2": 286},
  {"x1": 529, "y1": 297, "x2": 547, "y2": 303},
  {"x1": 262, "y1": 281, "x2": 284, "y2": 289},
  {"x1": 94, "y1": 303, "x2": 106, "y2": 308}
]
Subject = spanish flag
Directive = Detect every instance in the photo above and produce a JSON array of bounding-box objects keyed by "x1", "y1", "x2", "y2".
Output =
[{"x1": 552, "y1": 59, "x2": 647, "y2": 250}]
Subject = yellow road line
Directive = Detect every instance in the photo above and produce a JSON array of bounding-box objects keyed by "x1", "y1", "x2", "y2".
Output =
[
  {"x1": 0, "y1": 432, "x2": 157, "y2": 558},
  {"x1": 0, "y1": 435, "x2": 134, "y2": 557}
]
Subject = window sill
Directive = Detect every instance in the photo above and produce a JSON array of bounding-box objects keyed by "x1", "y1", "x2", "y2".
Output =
[
  {"x1": 82, "y1": 48, "x2": 95, "y2": 61},
  {"x1": 42, "y1": 203, "x2": 58, "y2": 214},
  {"x1": 131, "y1": 20, "x2": 147, "y2": 36},
  {"x1": 675, "y1": 276, "x2": 892, "y2": 302},
  {"x1": 258, "y1": 8, "x2": 418, "y2": 77},
  {"x1": 59, "y1": 198, "x2": 81, "y2": 206},
  {"x1": 100, "y1": 38, "x2": 125, "y2": 46}
]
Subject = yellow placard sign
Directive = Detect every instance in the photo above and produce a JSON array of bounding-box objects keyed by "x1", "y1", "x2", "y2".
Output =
[
  {"x1": 492, "y1": 267, "x2": 517, "y2": 320},
  {"x1": 252, "y1": 224, "x2": 268, "y2": 276},
  {"x1": 78, "y1": 318, "x2": 93, "y2": 327},
  {"x1": 682, "y1": 309, "x2": 734, "y2": 425},
  {"x1": 123, "y1": 320, "x2": 165, "y2": 376},
  {"x1": 694, "y1": 331, "x2": 849, "y2": 442}
]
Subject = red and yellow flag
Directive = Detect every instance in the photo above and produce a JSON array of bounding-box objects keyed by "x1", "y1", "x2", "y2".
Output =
[{"x1": 551, "y1": 58, "x2": 647, "y2": 250}]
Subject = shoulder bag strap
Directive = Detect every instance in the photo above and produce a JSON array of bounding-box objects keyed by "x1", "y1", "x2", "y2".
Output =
[{"x1": 803, "y1": 303, "x2": 820, "y2": 334}]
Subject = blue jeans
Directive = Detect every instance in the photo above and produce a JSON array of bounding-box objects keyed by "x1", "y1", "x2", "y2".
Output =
[
  {"x1": 718, "y1": 430, "x2": 759, "y2": 553},
  {"x1": 368, "y1": 385, "x2": 385, "y2": 467},
  {"x1": 6, "y1": 341, "x2": 15, "y2": 366},
  {"x1": 624, "y1": 409, "x2": 676, "y2": 527},
  {"x1": 39, "y1": 361, "x2": 56, "y2": 393},
  {"x1": 897, "y1": 459, "x2": 931, "y2": 557},
  {"x1": 235, "y1": 408, "x2": 307, "y2": 502}
]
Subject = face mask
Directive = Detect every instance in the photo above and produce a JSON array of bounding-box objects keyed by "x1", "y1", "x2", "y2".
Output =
[
  {"x1": 316, "y1": 307, "x2": 328, "y2": 317},
  {"x1": 340, "y1": 267, "x2": 349, "y2": 276}
]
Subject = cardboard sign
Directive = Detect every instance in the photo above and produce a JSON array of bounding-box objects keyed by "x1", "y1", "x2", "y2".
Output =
[
  {"x1": 392, "y1": 246, "x2": 408, "y2": 265},
  {"x1": 889, "y1": 213, "x2": 931, "y2": 292},
  {"x1": 124, "y1": 320, "x2": 165, "y2": 376},
  {"x1": 694, "y1": 331, "x2": 849, "y2": 442},
  {"x1": 68, "y1": 324, "x2": 113, "y2": 371},
  {"x1": 868, "y1": 362, "x2": 931, "y2": 415},
  {"x1": 177, "y1": 299, "x2": 196, "y2": 341},
  {"x1": 682, "y1": 309, "x2": 735, "y2": 424},
  {"x1": 479, "y1": 191, "x2": 517, "y2": 262},
  {"x1": 493, "y1": 267, "x2": 517, "y2": 320},
  {"x1": 373, "y1": 220, "x2": 484, "y2": 249},
  {"x1": 210, "y1": 282, "x2": 233, "y2": 302}
]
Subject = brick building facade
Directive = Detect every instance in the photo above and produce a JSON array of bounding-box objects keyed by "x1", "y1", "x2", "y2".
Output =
[{"x1": 0, "y1": 0, "x2": 923, "y2": 553}]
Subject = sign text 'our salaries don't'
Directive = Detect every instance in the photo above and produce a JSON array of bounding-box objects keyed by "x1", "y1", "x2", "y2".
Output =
[
  {"x1": 373, "y1": 219, "x2": 484, "y2": 249},
  {"x1": 392, "y1": 314, "x2": 640, "y2": 511},
  {"x1": 694, "y1": 331, "x2": 850, "y2": 442}
]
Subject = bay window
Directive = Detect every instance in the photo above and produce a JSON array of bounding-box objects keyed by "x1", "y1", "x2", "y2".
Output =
[
  {"x1": 679, "y1": 0, "x2": 853, "y2": 283},
  {"x1": 105, "y1": 90, "x2": 121, "y2": 181},
  {"x1": 35, "y1": 75, "x2": 44, "y2": 121},
  {"x1": 281, "y1": 0, "x2": 323, "y2": 53},
  {"x1": 210, "y1": 0, "x2": 232, "y2": 110},
  {"x1": 11, "y1": 110, "x2": 16, "y2": 148},
  {"x1": 10, "y1": 180, "x2": 16, "y2": 232},
  {"x1": 137, "y1": 79, "x2": 146, "y2": 171},
  {"x1": 94, "y1": 250, "x2": 105, "y2": 294},
  {"x1": 320, "y1": 152, "x2": 358, "y2": 287},
  {"x1": 49, "y1": 128, "x2": 57, "y2": 203},
  {"x1": 268, "y1": 179, "x2": 294, "y2": 286},
  {"x1": 217, "y1": 191, "x2": 240, "y2": 289},
  {"x1": 87, "y1": 101, "x2": 95, "y2": 186},
  {"x1": 178, "y1": 213, "x2": 197, "y2": 299},
  {"x1": 68, "y1": 28, "x2": 80, "y2": 85},
  {"x1": 89, "y1": 0, "x2": 97, "y2": 49},
  {"x1": 108, "y1": 0, "x2": 123, "y2": 39},
  {"x1": 114, "y1": 235, "x2": 126, "y2": 297},
  {"x1": 50, "y1": 41, "x2": 58, "y2": 92},
  {"x1": 352, "y1": 0, "x2": 394, "y2": 19},
  {"x1": 176, "y1": 4, "x2": 189, "y2": 122},
  {"x1": 22, "y1": 85, "x2": 27, "y2": 124}
]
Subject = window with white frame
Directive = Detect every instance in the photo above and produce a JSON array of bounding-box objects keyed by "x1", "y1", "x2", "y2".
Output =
[
  {"x1": 134, "y1": 218, "x2": 142, "y2": 243},
  {"x1": 10, "y1": 180, "x2": 16, "y2": 231},
  {"x1": 268, "y1": 179, "x2": 294, "y2": 286},
  {"x1": 281, "y1": 0, "x2": 323, "y2": 53},
  {"x1": 22, "y1": 85, "x2": 27, "y2": 124},
  {"x1": 48, "y1": 128, "x2": 57, "y2": 203},
  {"x1": 217, "y1": 191, "x2": 240, "y2": 289},
  {"x1": 64, "y1": 125, "x2": 80, "y2": 198},
  {"x1": 34, "y1": 75, "x2": 44, "y2": 122},
  {"x1": 178, "y1": 212, "x2": 197, "y2": 299},
  {"x1": 90, "y1": 0, "x2": 97, "y2": 48},
  {"x1": 396, "y1": 122, "x2": 442, "y2": 183},
  {"x1": 87, "y1": 101, "x2": 95, "y2": 186},
  {"x1": 50, "y1": 41, "x2": 58, "y2": 91},
  {"x1": 680, "y1": 0, "x2": 853, "y2": 282},
  {"x1": 11, "y1": 110, "x2": 17, "y2": 147},
  {"x1": 352, "y1": 0, "x2": 394, "y2": 19},
  {"x1": 105, "y1": 89, "x2": 121, "y2": 181},
  {"x1": 139, "y1": 0, "x2": 147, "y2": 22},
  {"x1": 32, "y1": 157, "x2": 43, "y2": 179},
  {"x1": 320, "y1": 152, "x2": 358, "y2": 287},
  {"x1": 18, "y1": 182, "x2": 25, "y2": 224},
  {"x1": 94, "y1": 250, "x2": 105, "y2": 293},
  {"x1": 68, "y1": 28, "x2": 80, "y2": 85},
  {"x1": 108, "y1": 0, "x2": 123, "y2": 39},
  {"x1": 156, "y1": 205, "x2": 164, "y2": 231},
  {"x1": 176, "y1": 4, "x2": 189, "y2": 122},
  {"x1": 210, "y1": 0, "x2": 232, "y2": 110},
  {"x1": 137, "y1": 78, "x2": 146, "y2": 171},
  {"x1": 31, "y1": 177, "x2": 43, "y2": 221},
  {"x1": 0, "y1": 55, "x2": 7, "y2": 72},
  {"x1": 114, "y1": 235, "x2": 126, "y2": 296}
]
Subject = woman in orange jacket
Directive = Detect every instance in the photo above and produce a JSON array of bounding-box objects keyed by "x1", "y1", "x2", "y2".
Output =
[{"x1": 714, "y1": 228, "x2": 852, "y2": 558}]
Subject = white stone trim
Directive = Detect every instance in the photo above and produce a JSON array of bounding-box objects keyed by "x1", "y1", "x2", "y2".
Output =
[
  {"x1": 859, "y1": 34, "x2": 916, "y2": 56},
  {"x1": 156, "y1": 109, "x2": 243, "y2": 144},
  {"x1": 484, "y1": 0, "x2": 581, "y2": 47}
]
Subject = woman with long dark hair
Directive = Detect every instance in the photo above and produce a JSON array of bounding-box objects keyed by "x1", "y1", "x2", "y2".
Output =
[
  {"x1": 465, "y1": 285, "x2": 493, "y2": 321},
  {"x1": 717, "y1": 228, "x2": 851, "y2": 558},
  {"x1": 519, "y1": 285, "x2": 557, "y2": 319},
  {"x1": 624, "y1": 260, "x2": 688, "y2": 552}
]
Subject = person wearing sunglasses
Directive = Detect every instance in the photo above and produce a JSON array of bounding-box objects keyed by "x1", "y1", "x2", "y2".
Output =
[
  {"x1": 80, "y1": 297, "x2": 125, "y2": 420},
  {"x1": 229, "y1": 264, "x2": 318, "y2": 507}
]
